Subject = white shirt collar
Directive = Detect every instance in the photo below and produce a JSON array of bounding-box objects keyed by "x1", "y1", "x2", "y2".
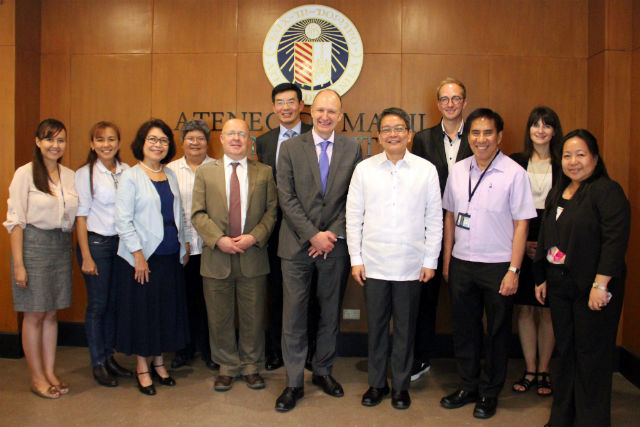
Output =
[
  {"x1": 95, "y1": 159, "x2": 123, "y2": 174},
  {"x1": 179, "y1": 155, "x2": 213, "y2": 170},
  {"x1": 223, "y1": 154, "x2": 248, "y2": 168}
]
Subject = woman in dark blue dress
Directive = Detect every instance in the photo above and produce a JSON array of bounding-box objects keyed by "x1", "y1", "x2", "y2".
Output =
[{"x1": 115, "y1": 119, "x2": 190, "y2": 396}]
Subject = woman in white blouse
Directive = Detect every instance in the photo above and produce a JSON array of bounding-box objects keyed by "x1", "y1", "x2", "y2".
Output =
[
  {"x1": 510, "y1": 107, "x2": 563, "y2": 397},
  {"x1": 4, "y1": 119, "x2": 79, "y2": 399},
  {"x1": 75, "y1": 122, "x2": 132, "y2": 387}
]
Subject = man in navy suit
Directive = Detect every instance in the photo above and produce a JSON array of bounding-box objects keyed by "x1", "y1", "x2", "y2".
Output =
[
  {"x1": 410, "y1": 77, "x2": 473, "y2": 381},
  {"x1": 256, "y1": 83, "x2": 313, "y2": 372}
]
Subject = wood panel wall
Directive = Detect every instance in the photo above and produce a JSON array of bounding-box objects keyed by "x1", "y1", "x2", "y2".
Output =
[{"x1": 1, "y1": 1, "x2": 636, "y2": 354}]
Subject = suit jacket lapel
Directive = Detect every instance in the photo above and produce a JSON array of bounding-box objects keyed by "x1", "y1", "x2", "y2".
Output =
[
  {"x1": 433, "y1": 125, "x2": 447, "y2": 168},
  {"x1": 325, "y1": 135, "x2": 343, "y2": 196},
  {"x1": 215, "y1": 160, "x2": 229, "y2": 212},
  {"x1": 303, "y1": 134, "x2": 323, "y2": 193},
  {"x1": 246, "y1": 159, "x2": 257, "y2": 215}
]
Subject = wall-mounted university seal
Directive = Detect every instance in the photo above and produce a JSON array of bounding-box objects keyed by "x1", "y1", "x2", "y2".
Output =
[{"x1": 263, "y1": 5, "x2": 364, "y2": 105}]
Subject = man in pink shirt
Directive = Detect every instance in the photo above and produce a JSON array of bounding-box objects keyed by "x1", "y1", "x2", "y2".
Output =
[{"x1": 440, "y1": 108, "x2": 536, "y2": 419}]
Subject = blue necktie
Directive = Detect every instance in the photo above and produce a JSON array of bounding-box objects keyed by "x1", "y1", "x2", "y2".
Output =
[
  {"x1": 319, "y1": 141, "x2": 330, "y2": 194},
  {"x1": 284, "y1": 129, "x2": 296, "y2": 140}
]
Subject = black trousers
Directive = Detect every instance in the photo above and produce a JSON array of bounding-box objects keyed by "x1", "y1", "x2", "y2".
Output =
[
  {"x1": 546, "y1": 265, "x2": 624, "y2": 427},
  {"x1": 364, "y1": 278, "x2": 421, "y2": 391},
  {"x1": 413, "y1": 255, "x2": 443, "y2": 364},
  {"x1": 178, "y1": 255, "x2": 210, "y2": 359},
  {"x1": 448, "y1": 257, "x2": 513, "y2": 397}
]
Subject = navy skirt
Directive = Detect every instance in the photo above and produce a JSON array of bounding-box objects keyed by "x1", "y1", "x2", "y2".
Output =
[{"x1": 115, "y1": 253, "x2": 189, "y2": 357}]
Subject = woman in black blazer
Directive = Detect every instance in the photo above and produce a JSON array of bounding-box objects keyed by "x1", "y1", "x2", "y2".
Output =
[
  {"x1": 510, "y1": 106, "x2": 562, "y2": 397},
  {"x1": 533, "y1": 129, "x2": 630, "y2": 427}
]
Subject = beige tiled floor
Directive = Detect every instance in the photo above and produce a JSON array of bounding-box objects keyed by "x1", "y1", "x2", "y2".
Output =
[{"x1": 1, "y1": 346, "x2": 638, "y2": 426}]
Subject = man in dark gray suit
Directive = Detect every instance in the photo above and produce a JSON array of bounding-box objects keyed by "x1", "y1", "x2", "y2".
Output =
[
  {"x1": 409, "y1": 77, "x2": 473, "y2": 382},
  {"x1": 256, "y1": 83, "x2": 312, "y2": 372},
  {"x1": 275, "y1": 89, "x2": 363, "y2": 412}
]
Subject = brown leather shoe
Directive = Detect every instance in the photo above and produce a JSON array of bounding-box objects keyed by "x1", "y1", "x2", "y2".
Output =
[
  {"x1": 214, "y1": 375, "x2": 233, "y2": 392},
  {"x1": 244, "y1": 373, "x2": 266, "y2": 390}
]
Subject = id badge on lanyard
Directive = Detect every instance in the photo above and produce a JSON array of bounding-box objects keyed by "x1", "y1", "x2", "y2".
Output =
[{"x1": 456, "y1": 152, "x2": 499, "y2": 231}]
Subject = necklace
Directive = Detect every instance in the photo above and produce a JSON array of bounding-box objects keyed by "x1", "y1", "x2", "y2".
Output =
[
  {"x1": 139, "y1": 161, "x2": 163, "y2": 173},
  {"x1": 528, "y1": 159, "x2": 551, "y2": 194}
]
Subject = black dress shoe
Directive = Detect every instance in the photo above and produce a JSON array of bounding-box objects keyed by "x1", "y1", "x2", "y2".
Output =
[
  {"x1": 93, "y1": 363, "x2": 118, "y2": 387},
  {"x1": 170, "y1": 354, "x2": 190, "y2": 369},
  {"x1": 361, "y1": 385, "x2": 389, "y2": 407},
  {"x1": 151, "y1": 364, "x2": 176, "y2": 386},
  {"x1": 265, "y1": 353, "x2": 284, "y2": 371},
  {"x1": 391, "y1": 389, "x2": 411, "y2": 410},
  {"x1": 105, "y1": 356, "x2": 133, "y2": 378},
  {"x1": 311, "y1": 374, "x2": 344, "y2": 397},
  {"x1": 440, "y1": 388, "x2": 478, "y2": 409},
  {"x1": 205, "y1": 359, "x2": 220, "y2": 371},
  {"x1": 136, "y1": 372, "x2": 156, "y2": 396},
  {"x1": 275, "y1": 387, "x2": 304, "y2": 412},
  {"x1": 473, "y1": 396, "x2": 497, "y2": 419}
]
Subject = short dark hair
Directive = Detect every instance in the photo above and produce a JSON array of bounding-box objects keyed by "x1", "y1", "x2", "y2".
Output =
[
  {"x1": 131, "y1": 119, "x2": 176, "y2": 164},
  {"x1": 523, "y1": 106, "x2": 563, "y2": 165},
  {"x1": 465, "y1": 108, "x2": 504, "y2": 134},
  {"x1": 378, "y1": 107, "x2": 411, "y2": 131},
  {"x1": 271, "y1": 83, "x2": 303, "y2": 103},
  {"x1": 181, "y1": 119, "x2": 210, "y2": 142}
]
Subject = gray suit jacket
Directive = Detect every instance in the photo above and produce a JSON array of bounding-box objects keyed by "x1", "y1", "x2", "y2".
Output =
[{"x1": 276, "y1": 131, "x2": 363, "y2": 259}]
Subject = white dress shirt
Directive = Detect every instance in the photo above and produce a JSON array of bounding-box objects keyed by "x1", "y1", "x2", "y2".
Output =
[
  {"x1": 75, "y1": 159, "x2": 129, "y2": 236},
  {"x1": 4, "y1": 162, "x2": 79, "y2": 233},
  {"x1": 346, "y1": 151, "x2": 443, "y2": 281},
  {"x1": 276, "y1": 121, "x2": 303, "y2": 168},
  {"x1": 223, "y1": 155, "x2": 249, "y2": 234},
  {"x1": 442, "y1": 120, "x2": 465, "y2": 171},
  {"x1": 167, "y1": 155, "x2": 213, "y2": 254}
]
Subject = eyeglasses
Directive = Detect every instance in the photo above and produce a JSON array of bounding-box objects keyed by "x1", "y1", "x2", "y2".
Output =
[
  {"x1": 438, "y1": 96, "x2": 464, "y2": 106},
  {"x1": 146, "y1": 136, "x2": 169, "y2": 146},
  {"x1": 380, "y1": 126, "x2": 408, "y2": 135},
  {"x1": 223, "y1": 131, "x2": 248, "y2": 139},
  {"x1": 184, "y1": 136, "x2": 207, "y2": 143},
  {"x1": 275, "y1": 99, "x2": 298, "y2": 107}
]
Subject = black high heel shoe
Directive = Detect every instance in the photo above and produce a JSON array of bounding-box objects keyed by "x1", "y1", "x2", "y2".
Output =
[
  {"x1": 136, "y1": 371, "x2": 156, "y2": 396},
  {"x1": 151, "y1": 363, "x2": 176, "y2": 386}
]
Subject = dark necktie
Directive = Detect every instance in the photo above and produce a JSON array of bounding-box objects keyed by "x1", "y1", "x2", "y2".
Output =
[
  {"x1": 319, "y1": 141, "x2": 330, "y2": 194},
  {"x1": 229, "y1": 162, "x2": 241, "y2": 237}
]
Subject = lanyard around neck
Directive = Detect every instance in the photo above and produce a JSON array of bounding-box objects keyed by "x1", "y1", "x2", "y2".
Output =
[{"x1": 468, "y1": 151, "x2": 499, "y2": 203}]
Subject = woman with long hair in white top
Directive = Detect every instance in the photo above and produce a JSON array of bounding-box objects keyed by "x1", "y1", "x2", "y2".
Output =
[{"x1": 4, "y1": 119, "x2": 79, "y2": 399}]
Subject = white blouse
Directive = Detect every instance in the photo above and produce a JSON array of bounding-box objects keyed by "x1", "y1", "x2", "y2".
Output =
[
  {"x1": 75, "y1": 160, "x2": 129, "y2": 236},
  {"x1": 4, "y1": 162, "x2": 79, "y2": 233}
]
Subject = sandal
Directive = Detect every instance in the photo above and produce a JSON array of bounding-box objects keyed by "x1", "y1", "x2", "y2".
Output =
[
  {"x1": 51, "y1": 381, "x2": 69, "y2": 395},
  {"x1": 537, "y1": 372, "x2": 553, "y2": 396},
  {"x1": 512, "y1": 371, "x2": 537, "y2": 393},
  {"x1": 30, "y1": 384, "x2": 60, "y2": 399}
]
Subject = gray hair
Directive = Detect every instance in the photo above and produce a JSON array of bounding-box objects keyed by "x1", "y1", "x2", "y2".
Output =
[{"x1": 181, "y1": 119, "x2": 211, "y2": 142}]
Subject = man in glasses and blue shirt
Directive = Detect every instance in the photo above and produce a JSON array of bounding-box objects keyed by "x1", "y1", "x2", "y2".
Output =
[{"x1": 256, "y1": 83, "x2": 313, "y2": 372}]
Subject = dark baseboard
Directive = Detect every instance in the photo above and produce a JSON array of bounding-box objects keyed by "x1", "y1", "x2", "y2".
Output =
[
  {"x1": 0, "y1": 332, "x2": 22, "y2": 358},
  {"x1": 618, "y1": 346, "x2": 640, "y2": 389},
  {"x1": 58, "y1": 322, "x2": 88, "y2": 347}
]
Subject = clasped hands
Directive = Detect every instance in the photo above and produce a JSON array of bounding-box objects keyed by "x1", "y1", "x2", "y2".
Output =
[
  {"x1": 216, "y1": 234, "x2": 257, "y2": 254},
  {"x1": 308, "y1": 231, "x2": 338, "y2": 259}
]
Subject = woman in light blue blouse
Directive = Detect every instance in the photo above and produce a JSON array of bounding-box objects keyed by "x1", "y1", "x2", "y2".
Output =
[
  {"x1": 76, "y1": 121, "x2": 133, "y2": 387},
  {"x1": 115, "y1": 119, "x2": 190, "y2": 396}
]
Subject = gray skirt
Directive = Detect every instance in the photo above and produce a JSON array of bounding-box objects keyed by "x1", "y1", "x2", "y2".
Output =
[{"x1": 12, "y1": 225, "x2": 73, "y2": 312}]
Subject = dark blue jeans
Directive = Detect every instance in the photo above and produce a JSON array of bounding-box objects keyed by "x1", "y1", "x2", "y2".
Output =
[{"x1": 77, "y1": 233, "x2": 119, "y2": 366}]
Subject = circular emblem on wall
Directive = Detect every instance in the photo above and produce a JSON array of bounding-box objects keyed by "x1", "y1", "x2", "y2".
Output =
[{"x1": 263, "y1": 5, "x2": 364, "y2": 105}]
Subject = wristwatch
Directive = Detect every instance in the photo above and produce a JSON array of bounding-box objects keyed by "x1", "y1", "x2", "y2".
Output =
[{"x1": 508, "y1": 266, "x2": 521, "y2": 275}]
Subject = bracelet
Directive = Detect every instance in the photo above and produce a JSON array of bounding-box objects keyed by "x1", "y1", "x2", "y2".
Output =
[{"x1": 592, "y1": 282, "x2": 608, "y2": 292}]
